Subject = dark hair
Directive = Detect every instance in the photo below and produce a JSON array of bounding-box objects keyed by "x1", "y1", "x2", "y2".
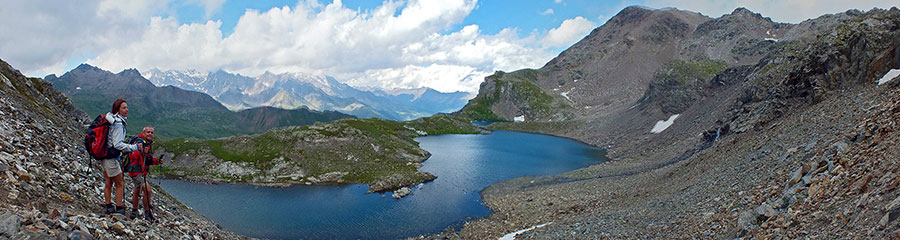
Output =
[{"x1": 111, "y1": 99, "x2": 126, "y2": 114}]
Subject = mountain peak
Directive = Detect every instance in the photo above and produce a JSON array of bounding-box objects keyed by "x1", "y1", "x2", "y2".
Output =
[
  {"x1": 118, "y1": 68, "x2": 142, "y2": 76},
  {"x1": 74, "y1": 63, "x2": 102, "y2": 72}
]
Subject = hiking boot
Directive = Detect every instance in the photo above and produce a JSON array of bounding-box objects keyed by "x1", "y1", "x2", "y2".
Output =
[
  {"x1": 131, "y1": 208, "x2": 140, "y2": 220},
  {"x1": 114, "y1": 206, "x2": 125, "y2": 215},
  {"x1": 143, "y1": 210, "x2": 157, "y2": 223},
  {"x1": 103, "y1": 203, "x2": 114, "y2": 215}
]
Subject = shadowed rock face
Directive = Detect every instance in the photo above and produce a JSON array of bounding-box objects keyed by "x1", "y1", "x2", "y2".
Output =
[
  {"x1": 460, "y1": 6, "x2": 799, "y2": 124},
  {"x1": 444, "y1": 6, "x2": 900, "y2": 239}
]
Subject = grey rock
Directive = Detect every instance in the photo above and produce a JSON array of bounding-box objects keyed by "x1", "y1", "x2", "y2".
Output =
[
  {"x1": 67, "y1": 230, "x2": 93, "y2": 240},
  {"x1": 831, "y1": 141, "x2": 849, "y2": 154},
  {"x1": 801, "y1": 176, "x2": 813, "y2": 185},
  {"x1": 737, "y1": 210, "x2": 758, "y2": 230},
  {"x1": 770, "y1": 197, "x2": 787, "y2": 209},
  {"x1": 755, "y1": 203, "x2": 777, "y2": 219},
  {"x1": 57, "y1": 219, "x2": 71, "y2": 231},
  {"x1": 110, "y1": 222, "x2": 126, "y2": 235},
  {"x1": 0, "y1": 211, "x2": 20, "y2": 237},
  {"x1": 392, "y1": 187, "x2": 412, "y2": 199},
  {"x1": 788, "y1": 166, "x2": 805, "y2": 186}
]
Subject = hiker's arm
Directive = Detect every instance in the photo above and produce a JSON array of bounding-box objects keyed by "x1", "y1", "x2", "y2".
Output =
[
  {"x1": 151, "y1": 157, "x2": 161, "y2": 165},
  {"x1": 109, "y1": 126, "x2": 138, "y2": 152}
]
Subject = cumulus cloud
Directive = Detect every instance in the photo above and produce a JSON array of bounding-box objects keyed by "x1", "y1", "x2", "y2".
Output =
[
  {"x1": 644, "y1": 0, "x2": 898, "y2": 23},
  {"x1": 88, "y1": 0, "x2": 557, "y2": 93},
  {"x1": 541, "y1": 8, "x2": 555, "y2": 15},
  {"x1": 541, "y1": 16, "x2": 596, "y2": 48},
  {"x1": 0, "y1": 0, "x2": 168, "y2": 76}
]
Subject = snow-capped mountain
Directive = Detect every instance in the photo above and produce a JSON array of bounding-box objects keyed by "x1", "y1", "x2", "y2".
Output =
[{"x1": 143, "y1": 69, "x2": 472, "y2": 120}]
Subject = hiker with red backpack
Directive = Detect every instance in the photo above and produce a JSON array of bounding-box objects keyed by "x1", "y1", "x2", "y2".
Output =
[
  {"x1": 101, "y1": 99, "x2": 141, "y2": 215},
  {"x1": 125, "y1": 126, "x2": 162, "y2": 222}
]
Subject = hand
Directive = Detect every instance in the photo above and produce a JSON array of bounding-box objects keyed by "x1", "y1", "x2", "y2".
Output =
[{"x1": 143, "y1": 146, "x2": 151, "y2": 154}]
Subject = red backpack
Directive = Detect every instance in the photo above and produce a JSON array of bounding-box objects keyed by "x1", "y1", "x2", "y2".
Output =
[{"x1": 84, "y1": 114, "x2": 114, "y2": 159}]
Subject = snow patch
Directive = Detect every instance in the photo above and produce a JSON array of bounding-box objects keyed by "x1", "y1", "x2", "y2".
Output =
[
  {"x1": 75, "y1": 87, "x2": 81, "y2": 90},
  {"x1": 650, "y1": 114, "x2": 680, "y2": 133},
  {"x1": 560, "y1": 87, "x2": 574, "y2": 101},
  {"x1": 878, "y1": 69, "x2": 900, "y2": 85},
  {"x1": 764, "y1": 30, "x2": 778, "y2": 42},
  {"x1": 499, "y1": 222, "x2": 552, "y2": 240},
  {"x1": 514, "y1": 115, "x2": 525, "y2": 122}
]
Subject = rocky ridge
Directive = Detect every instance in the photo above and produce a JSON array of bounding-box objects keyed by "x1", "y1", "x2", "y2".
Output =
[
  {"x1": 46, "y1": 64, "x2": 353, "y2": 139},
  {"x1": 436, "y1": 6, "x2": 900, "y2": 239},
  {"x1": 144, "y1": 69, "x2": 471, "y2": 121},
  {"x1": 0, "y1": 59, "x2": 243, "y2": 239}
]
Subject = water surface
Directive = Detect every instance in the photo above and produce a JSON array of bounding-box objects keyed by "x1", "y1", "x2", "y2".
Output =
[{"x1": 159, "y1": 130, "x2": 605, "y2": 239}]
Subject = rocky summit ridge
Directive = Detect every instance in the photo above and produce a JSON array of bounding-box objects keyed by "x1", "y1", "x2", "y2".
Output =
[
  {"x1": 144, "y1": 68, "x2": 471, "y2": 121},
  {"x1": 0, "y1": 59, "x2": 243, "y2": 239},
  {"x1": 445, "y1": 6, "x2": 900, "y2": 239}
]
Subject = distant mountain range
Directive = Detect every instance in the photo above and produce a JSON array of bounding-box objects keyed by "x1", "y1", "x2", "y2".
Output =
[
  {"x1": 45, "y1": 64, "x2": 353, "y2": 139},
  {"x1": 143, "y1": 69, "x2": 472, "y2": 121}
]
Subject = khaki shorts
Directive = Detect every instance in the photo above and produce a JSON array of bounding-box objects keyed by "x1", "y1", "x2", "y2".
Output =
[
  {"x1": 101, "y1": 158, "x2": 122, "y2": 177},
  {"x1": 131, "y1": 175, "x2": 147, "y2": 187}
]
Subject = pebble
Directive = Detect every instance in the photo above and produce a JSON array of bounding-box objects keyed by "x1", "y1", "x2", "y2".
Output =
[{"x1": 110, "y1": 222, "x2": 127, "y2": 235}]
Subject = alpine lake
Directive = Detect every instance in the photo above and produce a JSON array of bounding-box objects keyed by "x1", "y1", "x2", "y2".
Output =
[{"x1": 158, "y1": 127, "x2": 606, "y2": 239}]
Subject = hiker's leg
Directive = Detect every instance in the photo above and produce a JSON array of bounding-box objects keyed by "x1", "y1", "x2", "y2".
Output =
[
  {"x1": 131, "y1": 182, "x2": 142, "y2": 210},
  {"x1": 103, "y1": 171, "x2": 112, "y2": 204},
  {"x1": 142, "y1": 182, "x2": 152, "y2": 211},
  {"x1": 113, "y1": 174, "x2": 125, "y2": 206}
]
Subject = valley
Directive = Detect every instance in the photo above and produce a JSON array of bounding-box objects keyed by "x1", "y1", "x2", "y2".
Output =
[{"x1": 0, "y1": 2, "x2": 897, "y2": 240}]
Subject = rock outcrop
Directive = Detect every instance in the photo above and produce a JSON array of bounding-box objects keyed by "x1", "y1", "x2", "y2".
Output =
[{"x1": 158, "y1": 115, "x2": 485, "y2": 193}]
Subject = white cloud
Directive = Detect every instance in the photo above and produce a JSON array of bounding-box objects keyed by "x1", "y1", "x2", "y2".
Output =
[
  {"x1": 554, "y1": 0, "x2": 563, "y2": 3},
  {"x1": 643, "y1": 0, "x2": 898, "y2": 23},
  {"x1": 347, "y1": 64, "x2": 490, "y2": 93},
  {"x1": 541, "y1": 16, "x2": 596, "y2": 48},
  {"x1": 86, "y1": 0, "x2": 557, "y2": 93},
  {"x1": 0, "y1": 0, "x2": 168, "y2": 76},
  {"x1": 541, "y1": 8, "x2": 555, "y2": 15}
]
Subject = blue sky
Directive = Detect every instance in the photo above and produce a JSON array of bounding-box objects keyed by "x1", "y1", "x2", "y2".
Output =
[
  {"x1": 170, "y1": 0, "x2": 616, "y2": 38},
  {"x1": 0, "y1": 0, "x2": 895, "y2": 93}
]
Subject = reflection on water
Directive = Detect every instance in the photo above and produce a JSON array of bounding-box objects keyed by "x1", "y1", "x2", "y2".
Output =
[{"x1": 159, "y1": 130, "x2": 606, "y2": 239}]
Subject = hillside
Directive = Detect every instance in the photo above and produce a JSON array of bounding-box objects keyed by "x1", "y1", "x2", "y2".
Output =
[
  {"x1": 444, "y1": 6, "x2": 900, "y2": 239},
  {"x1": 157, "y1": 114, "x2": 487, "y2": 193},
  {"x1": 0, "y1": 58, "x2": 243, "y2": 239},
  {"x1": 45, "y1": 64, "x2": 353, "y2": 139},
  {"x1": 144, "y1": 69, "x2": 471, "y2": 121}
]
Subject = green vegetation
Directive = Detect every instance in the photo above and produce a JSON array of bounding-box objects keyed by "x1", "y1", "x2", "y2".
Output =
[
  {"x1": 68, "y1": 92, "x2": 350, "y2": 139},
  {"x1": 157, "y1": 115, "x2": 483, "y2": 191},
  {"x1": 458, "y1": 72, "x2": 505, "y2": 121},
  {"x1": 458, "y1": 69, "x2": 560, "y2": 121}
]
